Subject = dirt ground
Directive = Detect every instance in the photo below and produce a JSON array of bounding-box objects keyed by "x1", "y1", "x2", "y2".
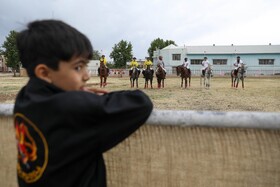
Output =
[
  {"x1": 0, "y1": 74, "x2": 280, "y2": 187},
  {"x1": 0, "y1": 74, "x2": 280, "y2": 112}
]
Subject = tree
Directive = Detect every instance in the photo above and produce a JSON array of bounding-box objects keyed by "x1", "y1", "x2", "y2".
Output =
[
  {"x1": 110, "y1": 40, "x2": 133, "y2": 68},
  {"x1": 2, "y1": 30, "x2": 20, "y2": 76},
  {"x1": 92, "y1": 49, "x2": 101, "y2": 60},
  {"x1": 147, "y1": 38, "x2": 176, "y2": 61}
]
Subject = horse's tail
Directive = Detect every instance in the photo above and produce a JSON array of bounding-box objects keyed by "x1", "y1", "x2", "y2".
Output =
[{"x1": 176, "y1": 66, "x2": 180, "y2": 76}]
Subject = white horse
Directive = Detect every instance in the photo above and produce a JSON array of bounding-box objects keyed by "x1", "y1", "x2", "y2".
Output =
[{"x1": 200, "y1": 65, "x2": 213, "y2": 89}]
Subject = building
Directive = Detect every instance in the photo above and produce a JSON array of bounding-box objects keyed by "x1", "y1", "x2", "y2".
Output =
[
  {"x1": 0, "y1": 55, "x2": 12, "y2": 72},
  {"x1": 153, "y1": 44, "x2": 280, "y2": 76}
]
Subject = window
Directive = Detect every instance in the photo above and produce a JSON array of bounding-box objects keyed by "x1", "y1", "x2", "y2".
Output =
[
  {"x1": 259, "y1": 59, "x2": 274, "y2": 65},
  {"x1": 191, "y1": 59, "x2": 203, "y2": 65},
  {"x1": 213, "y1": 59, "x2": 227, "y2": 65},
  {"x1": 172, "y1": 54, "x2": 181, "y2": 61}
]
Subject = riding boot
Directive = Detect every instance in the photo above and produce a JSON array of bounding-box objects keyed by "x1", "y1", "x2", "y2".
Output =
[{"x1": 202, "y1": 70, "x2": 205, "y2": 77}]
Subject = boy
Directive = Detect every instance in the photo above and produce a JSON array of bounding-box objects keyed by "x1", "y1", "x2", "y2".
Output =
[
  {"x1": 129, "y1": 57, "x2": 139, "y2": 76},
  {"x1": 98, "y1": 55, "x2": 109, "y2": 76},
  {"x1": 14, "y1": 19, "x2": 153, "y2": 187},
  {"x1": 156, "y1": 56, "x2": 166, "y2": 74},
  {"x1": 201, "y1": 57, "x2": 209, "y2": 76},
  {"x1": 233, "y1": 56, "x2": 244, "y2": 76}
]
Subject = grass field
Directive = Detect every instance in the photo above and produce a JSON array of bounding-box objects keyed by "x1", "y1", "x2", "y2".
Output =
[{"x1": 0, "y1": 74, "x2": 280, "y2": 112}]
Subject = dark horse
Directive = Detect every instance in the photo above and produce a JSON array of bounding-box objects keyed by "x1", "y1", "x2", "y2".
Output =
[
  {"x1": 142, "y1": 65, "x2": 154, "y2": 89},
  {"x1": 130, "y1": 67, "x2": 140, "y2": 88},
  {"x1": 156, "y1": 64, "x2": 166, "y2": 88},
  {"x1": 176, "y1": 65, "x2": 191, "y2": 88},
  {"x1": 231, "y1": 63, "x2": 245, "y2": 88},
  {"x1": 99, "y1": 62, "x2": 109, "y2": 88}
]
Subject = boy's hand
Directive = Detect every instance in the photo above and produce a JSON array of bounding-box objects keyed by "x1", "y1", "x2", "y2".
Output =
[{"x1": 82, "y1": 87, "x2": 109, "y2": 95}]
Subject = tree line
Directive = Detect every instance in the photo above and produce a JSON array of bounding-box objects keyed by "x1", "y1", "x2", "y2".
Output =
[{"x1": 1, "y1": 30, "x2": 176, "y2": 76}]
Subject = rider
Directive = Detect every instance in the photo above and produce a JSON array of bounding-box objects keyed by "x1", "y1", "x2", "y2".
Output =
[
  {"x1": 201, "y1": 57, "x2": 209, "y2": 76},
  {"x1": 142, "y1": 57, "x2": 153, "y2": 75},
  {"x1": 233, "y1": 56, "x2": 244, "y2": 76},
  {"x1": 182, "y1": 57, "x2": 191, "y2": 74},
  {"x1": 129, "y1": 57, "x2": 140, "y2": 76},
  {"x1": 98, "y1": 55, "x2": 109, "y2": 76},
  {"x1": 156, "y1": 56, "x2": 167, "y2": 75}
]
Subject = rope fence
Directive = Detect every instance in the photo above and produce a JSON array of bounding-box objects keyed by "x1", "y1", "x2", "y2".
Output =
[{"x1": 1, "y1": 104, "x2": 280, "y2": 187}]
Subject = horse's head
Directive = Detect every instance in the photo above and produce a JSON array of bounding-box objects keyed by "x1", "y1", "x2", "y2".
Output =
[
  {"x1": 100, "y1": 61, "x2": 105, "y2": 68},
  {"x1": 237, "y1": 63, "x2": 246, "y2": 75},
  {"x1": 205, "y1": 65, "x2": 213, "y2": 76}
]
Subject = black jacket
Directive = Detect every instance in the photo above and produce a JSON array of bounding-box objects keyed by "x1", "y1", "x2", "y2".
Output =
[{"x1": 14, "y1": 77, "x2": 153, "y2": 187}]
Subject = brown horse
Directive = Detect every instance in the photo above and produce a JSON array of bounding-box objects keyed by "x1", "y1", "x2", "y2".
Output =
[
  {"x1": 142, "y1": 65, "x2": 154, "y2": 89},
  {"x1": 176, "y1": 65, "x2": 191, "y2": 88},
  {"x1": 231, "y1": 63, "x2": 245, "y2": 89},
  {"x1": 99, "y1": 62, "x2": 109, "y2": 87},
  {"x1": 156, "y1": 64, "x2": 166, "y2": 88}
]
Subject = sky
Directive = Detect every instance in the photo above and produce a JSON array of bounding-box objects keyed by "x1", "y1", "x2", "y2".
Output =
[{"x1": 1, "y1": 0, "x2": 280, "y2": 60}]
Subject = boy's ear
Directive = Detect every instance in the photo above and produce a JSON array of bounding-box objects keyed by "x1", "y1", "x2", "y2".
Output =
[{"x1": 34, "y1": 64, "x2": 52, "y2": 83}]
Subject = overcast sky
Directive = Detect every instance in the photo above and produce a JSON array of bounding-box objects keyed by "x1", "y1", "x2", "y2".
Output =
[{"x1": 1, "y1": 0, "x2": 280, "y2": 59}]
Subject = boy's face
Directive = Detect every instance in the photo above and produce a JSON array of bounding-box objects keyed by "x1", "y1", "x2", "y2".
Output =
[{"x1": 48, "y1": 57, "x2": 90, "y2": 91}]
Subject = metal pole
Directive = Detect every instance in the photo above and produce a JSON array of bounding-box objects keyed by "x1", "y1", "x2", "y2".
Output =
[{"x1": 1, "y1": 104, "x2": 280, "y2": 130}]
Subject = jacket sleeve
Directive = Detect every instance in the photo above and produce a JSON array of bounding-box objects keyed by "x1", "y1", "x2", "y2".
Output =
[{"x1": 61, "y1": 90, "x2": 153, "y2": 154}]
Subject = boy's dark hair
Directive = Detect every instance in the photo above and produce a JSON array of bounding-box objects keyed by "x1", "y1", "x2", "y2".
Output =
[{"x1": 17, "y1": 19, "x2": 93, "y2": 76}]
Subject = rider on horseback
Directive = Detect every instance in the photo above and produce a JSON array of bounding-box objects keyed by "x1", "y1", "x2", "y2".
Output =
[
  {"x1": 182, "y1": 57, "x2": 191, "y2": 74},
  {"x1": 98, "y1": 55, "x2": 109, "y2": 76},
  {"x1": 233, "y1": 56, "x2": 244, "y2": 76},
  {"x1": 156, "y1": 56, "x2": 167, "y2": 75},
  {"x1": 129, "y1": 57, "x2": 140, "y2": 76},
  {"x1": 142, "y1": 57, "x2": 153, "y2": 76},
  {"x1": 201, "y1": 57, "x2": 209, "y2": 76}
]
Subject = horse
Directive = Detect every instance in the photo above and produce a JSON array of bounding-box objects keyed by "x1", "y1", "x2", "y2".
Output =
[
  {"x1": 130, "y1": 67, "x2": 140, "y2": 88},
  {"x1": 99, "y1": 62, "x2": 109, "y2": 88},
  {"x1": 200, "y1": 65, "x2": 213, "y2": 89},
  {"x1": 231, "y1": 63, "x2": 245, "y2": 88},
  {"x1": 142, "y1": 65, "x2": 154, "y2": 89},
  {"x1": 176, "y1": 65, "x2": 191, "y2": 88},
  {"x1": 156, "y1": 64, "x2": 166, "y2": 88}
]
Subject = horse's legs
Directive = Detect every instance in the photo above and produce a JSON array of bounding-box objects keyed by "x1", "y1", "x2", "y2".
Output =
[
  {"x1": 181, "y1": 78, "x2": 183, "y2": 88},
  {"x1": 100, "y1": 77, "x2": 102, "y2": 88},
  {"x1": 136, "y1": 79, "x2": 138, "y2": 88},
  {"x1": 104, "y1": 78, "x2": 107, "y2": 87},
  {"x1": 157, "y1": 79, "x2": 160, "y2": 89},
  {"x1": 150, "y1": 79, "x2": 153, "y2": 89},
  {"x1": 162, "y1": 79, "x2": 164, "y2": 88},
  {"x1": 204, "y1": 76, "x2": 206, "y2": 88},
  {"x1": 144, "y1": 80, "x2": 147, "y2": 89},
  {"x1": 189, "y1": 77, "x2": 191, "y2": 87}
]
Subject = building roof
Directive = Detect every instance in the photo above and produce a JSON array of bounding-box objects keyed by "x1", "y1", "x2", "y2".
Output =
[{"x1": 162, "y1": 44, "x2": 280, "y2": 54}]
